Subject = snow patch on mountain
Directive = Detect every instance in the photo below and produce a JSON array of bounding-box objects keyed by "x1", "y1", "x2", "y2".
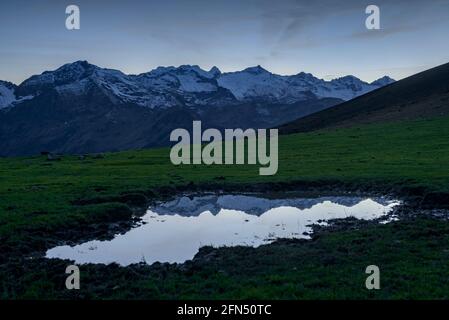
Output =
[{"x1": 0, "y1": 81, "x2": 17, "y2": 109}]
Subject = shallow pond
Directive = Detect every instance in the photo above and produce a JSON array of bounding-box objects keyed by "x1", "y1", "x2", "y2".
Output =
[{"x1": 46, "y1": 194, "x2": 400, "y2": 266}]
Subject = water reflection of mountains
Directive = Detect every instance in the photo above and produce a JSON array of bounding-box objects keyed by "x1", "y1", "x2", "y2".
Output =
[{"x1": 151, "y1": 194, "x2": 394, "y2": 216}]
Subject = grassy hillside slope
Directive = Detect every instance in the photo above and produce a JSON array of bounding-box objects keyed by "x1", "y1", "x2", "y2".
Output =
[{"x1": 279, "y1": 62, "x2": 449, "y2": 134}]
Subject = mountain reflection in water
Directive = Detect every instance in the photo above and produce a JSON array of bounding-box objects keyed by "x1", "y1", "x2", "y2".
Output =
[{"x1": 46, "y1": 194, "x2": 400, "y2": 266}]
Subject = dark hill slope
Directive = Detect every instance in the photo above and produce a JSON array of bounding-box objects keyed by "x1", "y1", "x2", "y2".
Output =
[{"x1": 279, "y1": 62, "x2": 449, "y2": 134}]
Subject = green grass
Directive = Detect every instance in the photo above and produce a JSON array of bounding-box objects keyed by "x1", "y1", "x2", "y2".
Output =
[
  {"x1": 2, "y1": 115, "x2": 449, "y2": 243},
  {"x1": 5, "y1": 217, "x2": 449, "y2": 299},
  {"x1": 1, "y1": 115, "x2": 449, "y2": 299}
]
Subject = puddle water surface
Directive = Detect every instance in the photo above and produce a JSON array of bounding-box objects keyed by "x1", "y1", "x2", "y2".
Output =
[{"x1": 46, "y1": 194, "x2": 400, "y2": 265}]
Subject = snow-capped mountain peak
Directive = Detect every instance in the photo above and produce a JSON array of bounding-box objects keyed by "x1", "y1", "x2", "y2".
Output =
[
  {"x1": 371, "y1": 76, "x2": 395, "y2": 87},
  {"x1": 209, "y1": 66, "x2": 221, "y2": 77},
  {"x1": 145, "y1": 65, "x2": 219, "y2": 79},
  {"x1": 23, "y1": 60, "x2": 96, "y2": 87},
  {"x1": 242, "y1": 65, "x2": 270, "y2": 74},
  {"x1": 216, "y1": 65, "x2": 292, "y2": 101},
  {"x1": 138, "y1": 64, "x2": 219, "y2": 95}
]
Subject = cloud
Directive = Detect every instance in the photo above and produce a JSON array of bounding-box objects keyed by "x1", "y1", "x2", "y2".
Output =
[
  {"x1": 350, "y1": 24, "x2": 417, "y2": 40},
  {"x1": 257, "y1": 0, "x2": 447, "y2": 55}
]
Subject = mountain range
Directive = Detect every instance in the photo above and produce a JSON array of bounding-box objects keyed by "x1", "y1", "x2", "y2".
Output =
[{"x1": 0, "y1": 61, "x2": 394, "y2": 156}]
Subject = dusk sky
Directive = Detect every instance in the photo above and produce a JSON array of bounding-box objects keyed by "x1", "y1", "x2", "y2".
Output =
[{"x1": 1, "y1": 0, "x2": 448, "y2": 84}]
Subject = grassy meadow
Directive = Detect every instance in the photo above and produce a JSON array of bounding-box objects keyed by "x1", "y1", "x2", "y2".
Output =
[{"x1": 1, "y1": 115, "x2": 449, "y2": 299}]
